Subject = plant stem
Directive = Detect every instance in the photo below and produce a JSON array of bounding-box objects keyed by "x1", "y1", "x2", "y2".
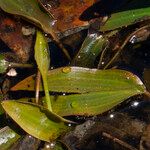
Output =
[
  {"x1": 102, "y1": 132, "x2": 138, "y2": 150},
  {"x1": 47, "y1": 28, "x2": 71, "y2": 61},
  {"x1": 97, "y1": 45, "x2": 109, "y2": 69},
  {"x1": 42, "y1": 75, "x2": 52, "y2": 111},
  {"x1": 43, "y1": 22, "x2": 71, "y2": 61},
  {"x1": 104, "y1": 25, "x2": 150, "y2": 69},
  {"x1": 9, "y1": 62, "x2": 33, "y2": 68},
  {"x1": 35, "y1": 70, "x2": 41, "y2": 104}
]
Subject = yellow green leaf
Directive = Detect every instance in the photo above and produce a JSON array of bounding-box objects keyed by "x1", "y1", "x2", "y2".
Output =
[
  {"x1": 11, "y1": 67, "x2": 146, "y2": 94},
  {"x1": 2, "y1": 101, "x2": 71, "y2": 142}
]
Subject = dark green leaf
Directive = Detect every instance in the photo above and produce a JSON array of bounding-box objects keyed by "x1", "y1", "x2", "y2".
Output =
[
  {"x1": 72, "y1": 33, "x2": 108, "y2": 68},
  {"x1": 100, "y1": 7, "x2": 150, "y2": 32}
]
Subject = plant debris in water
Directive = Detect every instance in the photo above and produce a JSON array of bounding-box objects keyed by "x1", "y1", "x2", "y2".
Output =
[{"x1": 0, "y1": 0, "x2": 150, "y2": 150}]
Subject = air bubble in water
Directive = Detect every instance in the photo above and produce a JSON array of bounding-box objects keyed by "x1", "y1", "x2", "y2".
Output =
[
  {"x1": 131, "y1": 101, "x2": 139, "y2": 107},
  {"x1": 129, "y1": 35, "x2": 137, "y2": 44},
  {"x1": 28, "y1": 135, "x2": 32, "y2": 138},
  {"x1": 68, "y1": 123, "x2": 72, "y2": 127},
  {"x1": 49, "y1": 20, "x2": 57, "y2": 27},
  {"x1": 109, "y1": 114, "x2": 114, "y2": 118},
  {"x1": 45, "y1": 142, "x2": 55, "y2": 149}
]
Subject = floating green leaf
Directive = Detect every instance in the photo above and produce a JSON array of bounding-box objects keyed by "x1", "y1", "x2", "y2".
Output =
[
  {"x1": 11, "y1": 67, "x2": 146, "y2": 94},
  {"x1": 0, "y1": 126, "x2": 20, "y2": 150},
  {"x1": 100, "y1": 7, "x2": 150, "y2": 32},
  {"x1": 34, "y1": 31, "x2": 52, "y2": 111},
  {"x1": 50, "y1": 90, "x2": 145, "y2": 116},
  {"x1": 17, "y1": 83, "x2": 145, "y2": 116},
  {"x1": 10, "y1": 66, "x2": 146, "y2": 116},
  {"x1": 0, "y1": 0, "x2": 55, "y2": 37},
  {"x1": 72, "y1": 33, "x2": 108, "y2": 68},
  {"x1": 2, "y1": 101, "x2": 71, "y2": 142}
]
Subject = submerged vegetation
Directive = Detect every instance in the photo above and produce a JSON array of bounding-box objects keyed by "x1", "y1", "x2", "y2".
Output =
[{"x1": 0, "y1": 0, "x2": 150, "y2": 149}]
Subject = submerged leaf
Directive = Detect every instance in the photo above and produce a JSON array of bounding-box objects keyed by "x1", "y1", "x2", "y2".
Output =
[
  {"x1": 0, "y1": 0, "x2": 55, "y2": 37},
  {"x1": 11, "y1": 67, "x2": 146, "y2": 94},
  {"x1": 2, "y1": 101, "x2": 71, "y2": 142},
  {"x1": 0, "y1": 126, "x2": 20, "y2": 150},
  {"x1": 72, "y1": 33, "x2": 108, "y2": 68}
]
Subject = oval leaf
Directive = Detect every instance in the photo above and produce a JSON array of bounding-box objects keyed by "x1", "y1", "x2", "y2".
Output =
[
  {"x1": 11, "y1": 67, "x2": 146, "y2": 94},
  {"x1": 2, "y1": 101, "x2": 70, "y2": 142}
]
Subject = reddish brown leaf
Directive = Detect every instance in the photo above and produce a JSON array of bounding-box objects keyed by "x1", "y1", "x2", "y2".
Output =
[
  {"x1": 0, "y1": 10, "x2": 34, "y2": 62},
  {"x1": 40, "y1": 0, "x2": 96, "y2": 35}
]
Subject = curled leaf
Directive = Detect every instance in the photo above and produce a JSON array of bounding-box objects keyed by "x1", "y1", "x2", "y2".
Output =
[{"x1": 34, "y1": 30, "x2": 52, "y2": 111}]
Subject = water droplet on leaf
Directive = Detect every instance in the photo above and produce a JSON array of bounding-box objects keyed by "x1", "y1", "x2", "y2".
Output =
[
  {"x1": 62, "y1": 67, "x2": 71, "y2": 73},
  {"x1": 71, "y1": 101, "x2": 78, "y2": 108}
]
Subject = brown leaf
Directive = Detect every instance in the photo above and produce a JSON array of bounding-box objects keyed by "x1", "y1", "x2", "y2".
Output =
[
  {"x1": 140, "y1": 124, "x2": 150, "y2": 150},
  {"x1": 40, "y1": 0, "x2": 96, "y2": 35},
  {"x1": 0, "y1": 10, "x2": 34, "y2": 62}
]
